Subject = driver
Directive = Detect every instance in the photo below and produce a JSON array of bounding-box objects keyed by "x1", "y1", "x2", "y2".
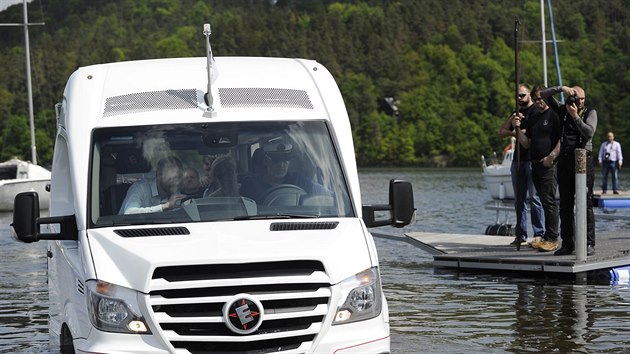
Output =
[
  {"x1": 119, "y1": 156, "x2": 186, "y2": 214},
  {"x1": 240, "y1": 142, "x2": 325, "y2": 204}
]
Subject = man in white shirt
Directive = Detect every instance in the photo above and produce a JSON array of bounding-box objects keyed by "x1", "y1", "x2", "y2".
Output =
[
  {"x1": 598, "y1": 131, "x2": 623, "y2": 194},
  {"x1": 119, "y1": 156, "x2": 185, "y2": 214}
]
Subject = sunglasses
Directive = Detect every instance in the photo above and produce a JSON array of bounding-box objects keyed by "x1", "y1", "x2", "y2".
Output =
[{"x1": 518, "y1": 93, "x2": 528, "y2": 98}]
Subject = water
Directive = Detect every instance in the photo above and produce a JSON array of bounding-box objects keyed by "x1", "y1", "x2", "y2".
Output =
[{"x1": 2, "y1": 168, "x2": 630, "y2": 353}]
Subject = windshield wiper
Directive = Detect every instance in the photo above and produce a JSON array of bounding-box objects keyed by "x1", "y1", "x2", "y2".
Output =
[{"x1": 234, "y1": 214, "x2": 318, "y2": 220}]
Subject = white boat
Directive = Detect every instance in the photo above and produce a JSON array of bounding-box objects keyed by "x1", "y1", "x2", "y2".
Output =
[
  {"x1": 0, "y1": 159, "x2": 50, "y2": 210},
  {"x1": 481, "y1": 139, "x2": 514, "y2": 200},
  {"x1": 0, "y1": 2, "x2": 49, "y2": 211}
]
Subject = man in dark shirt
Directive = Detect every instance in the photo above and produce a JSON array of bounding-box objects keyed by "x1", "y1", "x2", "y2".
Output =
[
  {"x1": 498, "y1": 84, "x2": 545, "y2": 246},
  {"x1": 541, "y1": 85, "x2": 598, "y2": 256},
  {"x1": 514, "y1": 86, "x2": 561, "y2": 252},
  {"x1": 240, "y1": 142, "x2": 327, "y2": 204}
]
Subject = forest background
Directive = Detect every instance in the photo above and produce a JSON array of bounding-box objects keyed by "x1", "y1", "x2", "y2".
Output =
[{"x1": 1, "y1": 0, "x2": 629, "y2": 168}]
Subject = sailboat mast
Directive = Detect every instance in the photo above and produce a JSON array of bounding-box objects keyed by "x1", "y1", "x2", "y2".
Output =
[
  {"x1": 22, "y1": 0, "x2": 37, "y2": 165},
  {"x1": 0, "y1": 0, "x2": 44, "y2": 165}
]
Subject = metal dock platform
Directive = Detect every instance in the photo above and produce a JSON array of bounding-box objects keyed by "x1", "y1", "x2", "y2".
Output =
[{"x1": 406, "y1": 231, "x2": 630, "y2": 275}]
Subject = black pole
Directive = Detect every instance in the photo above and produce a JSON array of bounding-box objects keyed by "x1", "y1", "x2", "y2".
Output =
[
  {"x1": 514, "y1": 17, "x2": 521, "y2": 165},
  {"x1": 513, "y1": 17, "x2": 522, "y2": 249}
]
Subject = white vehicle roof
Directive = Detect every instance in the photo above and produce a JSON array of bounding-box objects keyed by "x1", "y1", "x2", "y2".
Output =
[{"x1": 60, "y1": 56, "x2": 360, "y2": 227}]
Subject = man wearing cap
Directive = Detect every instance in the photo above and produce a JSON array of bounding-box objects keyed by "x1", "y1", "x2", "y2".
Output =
[{"x1": 240, "y1": 142, "x2": 325, "y2": 204}]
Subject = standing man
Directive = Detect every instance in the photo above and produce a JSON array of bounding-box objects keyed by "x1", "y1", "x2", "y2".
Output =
[
  {"x1": 598, "y1": 131, "x2": 623, "y2": 194},
  {"x1": 514, "y1": 86, "x2": 561, "y2": 252},
  {"x1": 541, "y1": 85, "x2": 598, "y2": 256},
  {"x1": 498, "y1": 84, "x2": 545, "y2": 246}
]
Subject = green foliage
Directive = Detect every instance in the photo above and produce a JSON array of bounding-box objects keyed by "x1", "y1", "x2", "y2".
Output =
[{"x1": 1, "y1": 0, "x2": 629, "y2": 167}]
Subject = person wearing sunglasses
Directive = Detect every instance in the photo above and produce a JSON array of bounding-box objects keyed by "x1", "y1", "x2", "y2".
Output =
[{"x1": 499, "y1": 84, "x2": 545, "y2": 247}]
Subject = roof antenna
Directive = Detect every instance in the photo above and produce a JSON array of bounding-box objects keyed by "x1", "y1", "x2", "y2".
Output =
[{"x1": 203, "y1": 23, "x2": 217, "y2": 118}]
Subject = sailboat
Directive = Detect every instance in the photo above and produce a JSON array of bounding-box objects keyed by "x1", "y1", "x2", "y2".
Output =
[{"x1": 0, "y1": 0, "x2": 50, "y2": 211}]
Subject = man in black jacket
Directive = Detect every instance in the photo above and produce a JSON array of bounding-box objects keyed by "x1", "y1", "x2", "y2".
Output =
[{"x1": 541, "y1": 85, "x2": 598, "y2": 256}]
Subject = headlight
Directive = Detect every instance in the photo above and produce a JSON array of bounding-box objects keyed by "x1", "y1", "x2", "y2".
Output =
[
  {"x1": 333, "y1": 267, "x2": 383, "y2": 325},
  {"x1": 86, "y1": 280, "x2": 151, "y2": 334}
]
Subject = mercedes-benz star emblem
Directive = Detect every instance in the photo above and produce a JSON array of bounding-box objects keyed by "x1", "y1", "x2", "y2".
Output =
[{"x1": 223, "y1": 294, "x2": 264, "y2": 334}]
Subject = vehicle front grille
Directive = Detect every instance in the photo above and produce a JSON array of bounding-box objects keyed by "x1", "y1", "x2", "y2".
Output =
[{"x1": 149, "y1": 260, "x2": 331, "y2": 353}]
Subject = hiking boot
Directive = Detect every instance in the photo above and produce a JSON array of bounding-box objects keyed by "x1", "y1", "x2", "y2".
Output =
[
  {"x1": 538, "y1": 240, "x2": 560, "y2": 252},
  {"x1": 587, "y1": 245, "x2": 595, "y2": 256},
  {"x1": 554, "y1": 247, "x2": 574, "y2": 256},
  {"x1": 510, "y1": 237, "x2": 527, "y2": 246},
  {"x1": 530, "y1": 236, "x2": 543, "y2": 249}
]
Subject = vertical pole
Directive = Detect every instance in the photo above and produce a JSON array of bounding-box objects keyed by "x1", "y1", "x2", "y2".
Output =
[
  {"x1": 575, "y1": 149, "x2": 587, "y2": 261},
  {"x1": 540, "y1": 0, "x2": 547, "y2": 87},
  {"x1": 23, "y1": 0, "x2": 37, "y2": 165}
]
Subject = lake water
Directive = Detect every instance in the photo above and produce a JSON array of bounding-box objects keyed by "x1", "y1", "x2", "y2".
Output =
[{"x1": 2, "y1": 168, "x2": 630, "y2": 353}]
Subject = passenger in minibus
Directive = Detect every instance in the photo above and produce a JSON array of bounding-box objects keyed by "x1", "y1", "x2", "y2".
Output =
[{"x1": 119, "y1": 156, "x2": 186, "y2": 214}]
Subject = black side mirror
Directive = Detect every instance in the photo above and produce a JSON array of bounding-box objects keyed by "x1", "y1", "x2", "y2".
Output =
[
  {"x1": 11, "y1": 192, "x2": 78, "y2": 243},
  {"x1": 12, "y1": 192, "x2": 40, "y2": 243},
  {"x1": 390, "y1": 180, "x2": 415, "y2": 227},
  {"x1": 362, "y1": 179, "x2": 415, "y2": 228}
]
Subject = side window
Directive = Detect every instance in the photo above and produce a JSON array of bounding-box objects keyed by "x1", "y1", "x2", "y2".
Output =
[{"x1": 51, "y1": 134, "x2": 75, "y2": 217}]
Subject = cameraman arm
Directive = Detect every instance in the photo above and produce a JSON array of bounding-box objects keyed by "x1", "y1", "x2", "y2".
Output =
[
  {"x1": 540, "y1": 86, "x2": 574, "y2": 112},
  {"x1": 573, "y1": 109, "x2": 597, "y2": 141}
]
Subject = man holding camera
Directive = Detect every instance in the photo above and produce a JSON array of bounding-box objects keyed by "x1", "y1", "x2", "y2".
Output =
[
  {"x1": 540, "y1": 85, "x2": 597, "y2": 256},
  {"x1": 598, "y1": 131, "x2": 623, "y2": 194}
]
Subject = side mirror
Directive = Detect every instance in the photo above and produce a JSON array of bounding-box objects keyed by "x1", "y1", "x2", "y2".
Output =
[
  {"x1": 11, "y1": 192, "x2": 78, "y2": 243},
  {"x1": 12, "y1": 192, "x2": 39, "y2": 243},
  {"x1": 362, "y1": 179, "x2": 415, "y2": 228}
]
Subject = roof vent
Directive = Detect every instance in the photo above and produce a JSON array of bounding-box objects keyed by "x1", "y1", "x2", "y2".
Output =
[
  {"x1": 103, "y1": 89, "x2": 199, "y2": 117},
  {"x1": 219, "y1": 88, "x2": 313, "y2": 109}
]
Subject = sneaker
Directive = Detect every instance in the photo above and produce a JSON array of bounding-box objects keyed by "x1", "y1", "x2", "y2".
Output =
[
  {"x1": 554, "y1": 247, "x2": 574, "y2": 256},
  {"x1": 510, "y1": 238, "x2": 527, "y2": 246},
  {"x1": 530, "y1": 236, "x2": 544, "y2": 249},
  {"x1": 587, "y1": 245, "x2": 595, "y2": 256},
  {"x1": 602, "y1": 191, "x2": 607, "y2": 194},
  {"x1": 614, "y1": 191, "x2": 620, "y2": 195},
  {"x1": 538, "y1": 240, "x2": 560, "y2": 252}
]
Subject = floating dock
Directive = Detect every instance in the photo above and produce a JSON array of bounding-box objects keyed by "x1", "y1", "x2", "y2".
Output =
[{"x1": 405, "y1": 231, "x2": 630, "y2": 277}]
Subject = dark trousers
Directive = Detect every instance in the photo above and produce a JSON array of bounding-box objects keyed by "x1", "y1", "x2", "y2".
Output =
[
  {"x1": 556, "y1": 151, "x2": 595, "y2": 250},
  {"x1": 531, "y1": 161, "x2": 559, "y2": 241}
]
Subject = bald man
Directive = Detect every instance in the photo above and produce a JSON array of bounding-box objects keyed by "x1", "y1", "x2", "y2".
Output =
[{"x1": 540, "y1": 85, "x2": 598, "y2": 256}]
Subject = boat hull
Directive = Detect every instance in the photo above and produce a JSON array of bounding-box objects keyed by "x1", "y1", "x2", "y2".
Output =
[
  {"x1": 482, "y1": 170, "x2": 514, "y2": 200},
  {"x1": 0, "y1": 179, "x2": 50, "y2": 210}
]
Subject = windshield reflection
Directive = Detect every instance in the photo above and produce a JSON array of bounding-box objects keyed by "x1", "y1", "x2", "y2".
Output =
[{"x1": 90, "y1": 121, "x2": 353, "y2": 227}]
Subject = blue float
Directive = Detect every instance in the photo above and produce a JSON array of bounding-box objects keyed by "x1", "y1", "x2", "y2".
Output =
[
  {"x1": 600, "y1": 199, "x2": 630, "y2": 209},
  {"x1": 609, "y1": 266, "x2": 630, "y2": 284}
]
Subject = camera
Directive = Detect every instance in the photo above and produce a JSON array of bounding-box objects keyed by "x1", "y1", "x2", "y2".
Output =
[{"x1": 565, "y1": 94, "x2": 579, "y2": 106}]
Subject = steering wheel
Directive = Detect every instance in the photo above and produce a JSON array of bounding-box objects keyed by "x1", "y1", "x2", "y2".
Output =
[{"x1": 261, "y1": 184, "x2": 306, "y2": 206}]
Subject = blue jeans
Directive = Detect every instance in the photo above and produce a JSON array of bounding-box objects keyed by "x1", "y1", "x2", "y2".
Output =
[
  {"x1": 601, "y1": 160, "x2": 619, "y2": 192},
  {"x1": 511, "y1": 161, "x2": 545, "y2": 240}
]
